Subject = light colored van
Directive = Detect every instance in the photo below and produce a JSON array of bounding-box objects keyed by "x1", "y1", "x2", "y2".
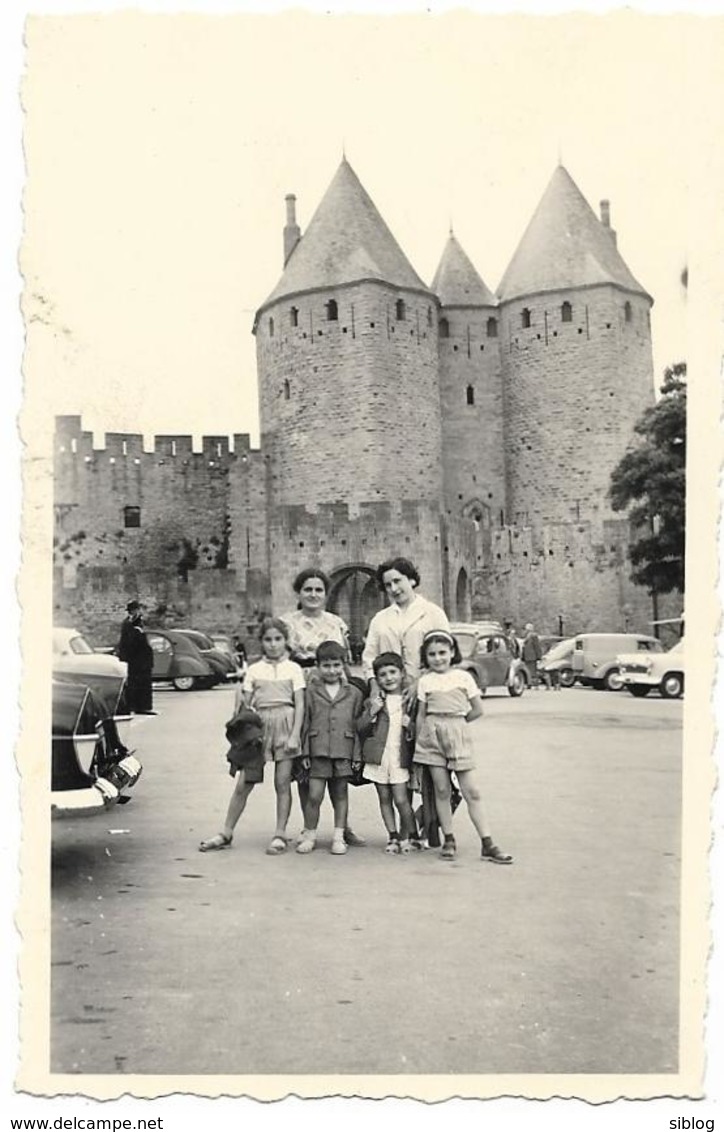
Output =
[{"x1": 571, "y1": 632, "x2": 663, "y2": 691}]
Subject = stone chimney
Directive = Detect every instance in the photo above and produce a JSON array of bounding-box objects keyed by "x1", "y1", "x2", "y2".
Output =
[
  {"x1": 283, "y1": 194, "x2": 301, "y2": 265},
  {"x1": 600, "y1": 199, "x2": 617, "y2": 247}
]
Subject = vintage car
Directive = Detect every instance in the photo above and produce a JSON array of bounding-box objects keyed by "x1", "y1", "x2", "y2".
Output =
[
  {"x1": 173, "y1": 628, "x2": 241, "y2": 681},
  {"x1": 145, "y1": 628, "x2": 218, "y2": 691},
  {"x1": 572, "y1": 632, "x2": 664, "y2": 691},
  {"x1": 539, "y1": 637, "x2": 577, "y2": 687},
  {"x1": 53, "y1": 626, "x2": 133, "y2": 743},
  {"x1": 51, "y1": 679, "x2": 142, "y2": 818},
  {"x1": 450, "y1": 622, "x2": 527, "y2": 697},
  {"x1": 617, "y1": 638, "x2": 685, "y2": 699}
]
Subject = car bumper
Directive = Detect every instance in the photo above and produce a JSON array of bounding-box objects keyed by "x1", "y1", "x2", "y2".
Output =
[
  {"x1": 619, "y1": 670, "x2": 656, "y2": 687},
  {"x1": 51, "y1": 755, "x2": 143, "y2": 818}
]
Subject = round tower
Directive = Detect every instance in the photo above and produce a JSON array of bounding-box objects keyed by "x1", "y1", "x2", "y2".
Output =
[
  {"x1": 255, "y1": 160, "x2": 442, "y2": 511},
  {"x1": 253, "y1": 159, "x2": 445, "y2": 613},
  {"x1": 498, "y1": 166, "x2": 655, "y2": 529}
]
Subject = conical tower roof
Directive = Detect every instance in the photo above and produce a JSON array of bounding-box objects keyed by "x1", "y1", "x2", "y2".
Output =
[
  {"x1": 258, "y1": 159, "x2": 429, "y2": 312},
  {"x1": 497, "y1": 165, "x2": 650, "y2": 302},
  {"x1": 432, "y1": 232, "x2": 497, "y2": 306}
]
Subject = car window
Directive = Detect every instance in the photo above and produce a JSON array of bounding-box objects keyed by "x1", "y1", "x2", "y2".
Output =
[
  {"x1": 637, "y1": 639, "x2": 663, "y2": 652},
  {"x1": 574, "y1": 638, "x2": 583, "y2": 650},
  {"x1": 69, "y1": 635, "x2": 94, "y2": 655},
  {"x1": 454, "y1": 633, "x2": 477, "y2": 659},
  {"x1": 147, "y1": 634, "x2": 172, "y2": 654}
]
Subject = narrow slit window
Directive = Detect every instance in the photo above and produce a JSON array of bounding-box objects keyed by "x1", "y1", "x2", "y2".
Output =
[
  {"x1": 283, "y1": 380, "x2": 291, "y2": 401},
  {"x1": 486, "y1": 317, "x2": 498, "y2": 338},
  {"x1": 290, "y1": 307, "x2": 299, "y2": 327},
  {"x1": 268, "y1": 317, "x2": 275, "y2": 337},
  {"x1": 123, "y1": 505, "x2": 141, "y2": 529},
  {"x1": 439, "y1": 317, "x2": 450, "y2": 339},
  {"x1": 624, "y1": 301, "x2": 632, "y2": 323},
  {"x1": 466, "y1": 384, "x2": 475, "y2": 406},
  {"x1": 561, "y1": 301, "x2": 572, "y2": 322},
  {"x1": 395, "y1": 299, "x2": 406, "y2": 321},
  {"x1": 521, "y1": 308, "x2": 531, "y2": 329},
  {"x1": 326, "y1": 299, "x2": 338, "y2": 321}
]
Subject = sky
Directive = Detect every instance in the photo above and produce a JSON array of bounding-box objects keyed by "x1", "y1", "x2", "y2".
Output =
[{"x1": 20, "y1": 7, "x2": 717, "y2": 451}]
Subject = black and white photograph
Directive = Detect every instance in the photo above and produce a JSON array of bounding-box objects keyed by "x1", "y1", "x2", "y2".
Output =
[{"x1": 5, "y1": 0, "x2": 724, "y2": 1124}]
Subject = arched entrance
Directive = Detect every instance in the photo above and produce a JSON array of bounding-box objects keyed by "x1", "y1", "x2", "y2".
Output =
[
  {"x1": 327, "y1": 565, "x2": 383, "y2": 661},
  {"x1": 455, "y1": 566, "x2": 471, "y2": 621}
]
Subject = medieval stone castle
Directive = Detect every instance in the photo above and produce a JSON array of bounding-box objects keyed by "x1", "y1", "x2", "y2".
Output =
[{"x1": 54, "y1": 159, "x2": 672, "y2": 643}]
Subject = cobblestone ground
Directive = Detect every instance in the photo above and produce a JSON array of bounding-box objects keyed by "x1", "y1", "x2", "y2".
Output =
[{"x1": 51, "y1": 682, "x2": 682, "y2": 1077}]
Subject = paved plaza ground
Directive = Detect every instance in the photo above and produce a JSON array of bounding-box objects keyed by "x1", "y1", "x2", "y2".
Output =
[{"x1": 50, "y1": 681, "x2": 683, "y2": 1077}]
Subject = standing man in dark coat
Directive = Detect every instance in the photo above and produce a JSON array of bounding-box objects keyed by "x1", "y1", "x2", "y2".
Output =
[{"x1": 118, "y1": 600, "x2": 155, "y2": 713}]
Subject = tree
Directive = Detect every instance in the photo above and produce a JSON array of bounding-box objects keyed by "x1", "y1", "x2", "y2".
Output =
[{"x1": 609, "y1": 362, "x2": 686, "y2": 596}]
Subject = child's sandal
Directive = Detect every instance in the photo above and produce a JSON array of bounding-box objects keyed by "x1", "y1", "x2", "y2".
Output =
[
  {"x1": 265, "y1": 835, "x2": 288, "y2": 855},
  {"x1": 440, "y1": 838, "x2": 457, "y2": 860},
  {"x1": 199, "y1": 832, "x2": 233, "y2": 852},
  {"x1": 385, "y1": 838, "x2": 400, "y2": 854},
  {"x1": 481, "y1": 843, "x2": 513, "y2": 865}
]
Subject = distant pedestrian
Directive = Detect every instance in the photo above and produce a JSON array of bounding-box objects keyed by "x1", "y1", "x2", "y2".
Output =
[
  {"x1": 414, "y1": 629, "x2": 512, "y2": 864},
  {"x1": 296, "y1": 641, "x2": 365, "y2": 857},
  {"x1": 199, "y1": 618, "x2": 304, "y2": 855},
  {"x1": 521, "y1": 623, "x2": 543, "y2": 688},
  {"x1": 117, "y1": 600, "x2": 155, "y2": 714},
  {"x1": 358, "y1": 652, "x2": 419, "y2": 854},
  {"x1": 503, "y1": 620, "x2": 520, "y2": 659}
]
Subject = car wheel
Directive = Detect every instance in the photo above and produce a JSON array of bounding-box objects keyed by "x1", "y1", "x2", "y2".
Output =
[
  {"x1": 173, "y1": 675, "x2": 196, "y2": 692},
  {"x1": 660, "y1": 672, "x2": 684, "y2": 699},
  {"x1": 628, "y1": 684, "x2": 652, "y2": 698},
  {"x1": 603, "y1": 668, "x2": 624, "y2": 692},
  {"x1": 508, "y1": 670, "x2": 525, "y2": 697},
  {"x1": 559, "y1": 667, "x2": 575, "y2": 688}
]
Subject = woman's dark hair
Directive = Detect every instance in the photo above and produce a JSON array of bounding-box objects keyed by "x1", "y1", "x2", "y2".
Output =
[
  {"x1": 292, "y1": 567, "x2": 331, "y2": 595},
  {"x1": 258, "y1": 617, "x2": 291, "y2": 643},
  {"x1": 419, "y1": 630, "x2": 462, "y2": 669},
  {"x1": 375, "y1": 557, "x2": 420, "y2": 591}
]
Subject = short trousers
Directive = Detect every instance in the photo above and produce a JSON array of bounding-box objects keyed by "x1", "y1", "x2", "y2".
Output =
[
  {"x1": 413, "y1": 715, "x2": 475, "y2": 773},
  {"x1": 308, "y1": 756, "x2": 354, "y2": 780},
  {"x1": 261, "y1": 704, "x2": 297, "y2": 762},
  {"x1": 363, "y1": 754, "x2": 409, "y2": 786}
]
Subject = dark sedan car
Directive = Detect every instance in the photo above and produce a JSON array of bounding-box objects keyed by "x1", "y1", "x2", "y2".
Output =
[
  {"x1": 52, "y1": 679, "x2": 142, "y2": 818},
  {"x1": 145, "y1": 628, "x2": 218, "y2": 691},
  {"x1": 172, "y1": 629, "x2": 241, "y2": 682},
  {"x1": 451, "y1": 622, "x2": 528, "y2": 697}
]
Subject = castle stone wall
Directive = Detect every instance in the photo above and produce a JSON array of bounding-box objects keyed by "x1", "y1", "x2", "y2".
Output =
[{"x1": 500, "y1": 286, "x2": 655, "y2": 532}]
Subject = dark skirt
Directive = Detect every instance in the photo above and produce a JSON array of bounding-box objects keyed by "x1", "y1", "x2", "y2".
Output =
[{"x1": 127, "y1": 670, "x2": 153, "y2": 713}]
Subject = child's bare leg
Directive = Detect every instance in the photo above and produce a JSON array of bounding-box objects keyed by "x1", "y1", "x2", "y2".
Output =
[
  {"x1": 428, "y1": 766, "x2": 454, "y2": 836},
  {"x1": 304, "y1": 778, "x2": 326, "y2": 832},
  {"x1": 455, "y1": 767, "x2": 489, "y2": 839},
  {"x1": 297, "y1": 778, "x2": 310, "y2": 825},
  {"x1": 328, "y1": 777, "x2": 349, "y2": 831},
  {"x1": 273, "y1": 759, "x2": 295, "y2": 837},
  {"x1": 375, "y1": 784, "x2": 397, "y2": 835},
  {"x1": 391, "y1": 782, "x2": 417, "y2": 840},
  {"x1": 199, "y1": 771, "x2": 255, "y2": 849}
]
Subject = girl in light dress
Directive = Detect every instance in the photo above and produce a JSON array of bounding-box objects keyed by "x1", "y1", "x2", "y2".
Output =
[
  {"x1": 414, "y1": 629, "x2": 513, "y2": 864},
  {"x1": 199, "y1": 618, "x2": 304, "y2": 855}
]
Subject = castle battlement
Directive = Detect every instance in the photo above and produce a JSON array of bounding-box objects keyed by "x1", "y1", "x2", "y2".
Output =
[{"x1": 55, "y1": 416, "x2": 261, "y2": 462}]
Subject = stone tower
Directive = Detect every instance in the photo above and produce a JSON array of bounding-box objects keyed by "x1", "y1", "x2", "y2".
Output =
[
  {"x1": 432, "y1": 231, "x2": 506, "y2": 532},
  {"x1": 253, "y1": 158, "x2": 446, "y2": 617},
  {"x1": 497, "y1": 165, "x2": 655, "y2": 531}
]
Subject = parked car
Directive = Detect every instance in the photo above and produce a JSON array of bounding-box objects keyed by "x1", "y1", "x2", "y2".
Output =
[
  {"x1": 539, "y1": 637, "x2": 577, "y2": 688},
  {"x1": 450, "y1": 622, "x2": 528, "y2": 697},
  {"x1": 571, "y1": 632, "x2": 664, "y2": 691},
  {"x1": 53, "y1": 626, "x2": 133, "y2": 744},
  {"x1": 52, "y1": 678, "x2": 142, "y2": 818},
  {"x1": 145, "y1": 628, "x2": 218, "y2": 691},
  {"x1": 172, "y1": 628, "x2": 241, "y2": 681},
  {"x1": 617, "y1": 638, "x2": 685, "y2": 699}
]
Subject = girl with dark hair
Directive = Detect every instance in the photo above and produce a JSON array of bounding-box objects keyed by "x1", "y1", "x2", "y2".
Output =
[{"x1": 414, "y1": 629, "x2": 513, "y2": 865}]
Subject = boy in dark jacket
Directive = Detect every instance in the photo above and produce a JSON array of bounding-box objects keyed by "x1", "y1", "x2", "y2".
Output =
[
  {"x1": 357, "y1": 652, "x2": 419, "y2": 853},
  {"x1": 296, "y1": 641, "x2": 364, "y2": 856}
]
